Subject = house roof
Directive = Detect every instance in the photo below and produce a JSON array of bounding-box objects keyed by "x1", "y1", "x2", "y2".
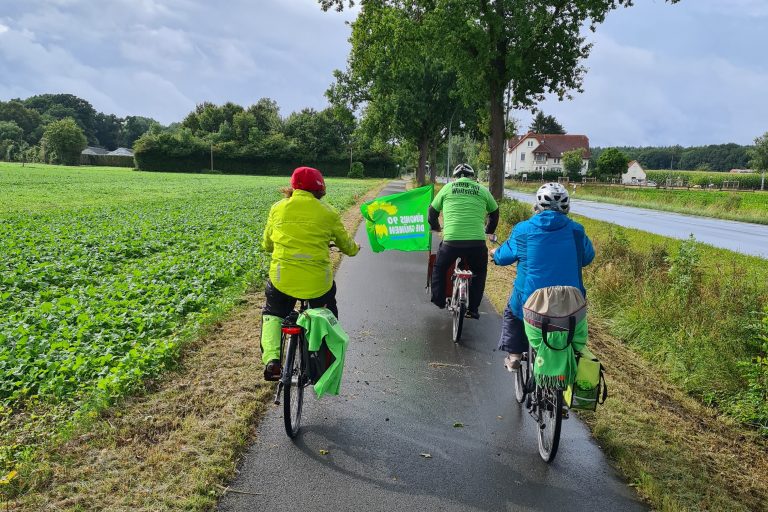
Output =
[
  {"x1": 107, "y1": 147, "x2": 134, "y2": 156},
  {"x1": 508, "y1": 132, "x2": 591, "y2": 158},
  {"x1": 82, "y1": 146, "x2": 109, "y2": 155}
]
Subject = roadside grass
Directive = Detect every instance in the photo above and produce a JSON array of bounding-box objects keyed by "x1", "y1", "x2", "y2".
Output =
[
  {"x1": 485, "y1": 199, "x2": 768, "y2": 511},
  {"x1": 505, "y1": 180, "x2": 768, "y2": 224},
  {"x1": 0, "y1": 162, "x2": 383, "y2": 509}
]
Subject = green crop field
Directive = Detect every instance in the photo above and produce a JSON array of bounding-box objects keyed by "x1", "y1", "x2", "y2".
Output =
[{"x1": 0, "y1": 163, "x2": 372, "y2": 417}]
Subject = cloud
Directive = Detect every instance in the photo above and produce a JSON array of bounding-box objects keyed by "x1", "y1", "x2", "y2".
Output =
[
  {"x1": 0, "y1": 1, "x2": 354, "y2": 124},
  {"x1": 523, "y1": 9, "x2": 768, "y2": 147}
]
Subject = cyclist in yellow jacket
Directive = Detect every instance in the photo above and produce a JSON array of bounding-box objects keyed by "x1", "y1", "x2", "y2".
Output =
[{"x1": 260, "y1": 166, "x2": 360, "y2": 380}]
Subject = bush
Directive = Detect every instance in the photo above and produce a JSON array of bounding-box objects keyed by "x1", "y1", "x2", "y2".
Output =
[{"x1": 348, "y1": 161, "x2": 364, "y2": 178}]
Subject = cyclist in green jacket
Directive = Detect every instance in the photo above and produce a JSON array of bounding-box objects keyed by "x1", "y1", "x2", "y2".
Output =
[
  {"x1": 428, "y1": 163, "x2": 499, "y2": 319},
  {"x1": 260, "y1": 166, "x2": 360, "y2": 380}
]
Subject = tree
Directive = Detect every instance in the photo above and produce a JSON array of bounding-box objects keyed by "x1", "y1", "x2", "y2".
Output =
[
  {"x1": 529, "y1": 111, "x2": 566, "y2": 134},
  {"x1": 320, "y1": 0, "x2": 679, "y2": 199},
  {"x1": 94, "y1": 113, "x2": 122, "y2": 150},
  {"x1": 120, "y1": 116, "x2": 158, "y2": 148},
  {"x1": 748, "y1": 132, "x2": 768, "y2": 191},
  {"x1": 246, "y1": 98, "x2": 283, "y2": 136},
  {"x1": 0, "y1": 120, "x2": 23, "y2": 143},
  {"x1": 327, "y1": 2, "x2": 466, "y2": 185},
  {"x1": 561, "y1": 148, "x2": 584, "y2": 177},
  {"x1": 0, "y1": 101, "x2": 43, "y2": 143},
  {"x1": 24, "y1": 93, "x2": 98, "y2": 143},
  {"x1": 41, "y1": 118, "x2": 88, "y2": 165},
  {"x1": 596, "y1": 147, "x2": 629, "y2": 180}
]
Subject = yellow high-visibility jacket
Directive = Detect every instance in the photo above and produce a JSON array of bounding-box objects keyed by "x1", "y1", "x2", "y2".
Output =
[{"x1": 262, "y1": 189, "x2": 359, "y2": 298}]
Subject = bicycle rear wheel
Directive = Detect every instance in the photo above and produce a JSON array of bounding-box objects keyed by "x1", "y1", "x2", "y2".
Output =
[
  {"x1": 452, "y1": 280, "x2": 466, "y2": 343},
  {"x1": 282, "y1": 333, "x2": 305, "y2": 438},
  {"x1": 513, "y1": 351, "x2": 530, "y2": 404},
  {"x1": 536, "y1": 385, "x2": 563, "y2": 462}
]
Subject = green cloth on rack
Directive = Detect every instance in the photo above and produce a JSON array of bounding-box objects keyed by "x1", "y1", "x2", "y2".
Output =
[
  {"x1": 524, "y1": 317, "x2": 587, "y2": 389},
  {"x1": 296, "y1": 307, "x2": 349, "y2": 398}
]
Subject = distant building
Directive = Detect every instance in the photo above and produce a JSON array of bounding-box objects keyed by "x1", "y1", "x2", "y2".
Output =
[
  {"x1": 729, "y1": 168, "x2": 754, "y2": 174},
  {"x1": 81, "y1": 146, "x2": 109, "y2": 156},
  {"x1": 505, "y1": 133, "x2": 590, "y2": 176},
  {"x1": 622, "y1": 160, "x2": 647, "y2": 184},
  {"x1": 107, "y1": 147, "x2": 134, "y2": 157}
]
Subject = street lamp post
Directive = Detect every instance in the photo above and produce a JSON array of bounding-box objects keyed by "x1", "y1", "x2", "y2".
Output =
[{"x1": 446, "y1": 107, "x2": 458, "y2": 179}]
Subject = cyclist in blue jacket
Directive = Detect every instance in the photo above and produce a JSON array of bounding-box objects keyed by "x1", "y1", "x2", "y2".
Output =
[{"x1": 491, "y1": 182, "x2": 595, "y2": 371}]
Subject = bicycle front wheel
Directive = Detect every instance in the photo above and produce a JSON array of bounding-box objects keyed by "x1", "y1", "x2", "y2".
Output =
[
  {"x1": 536, "y1": 386, "x2": 563, "y2": 462},
  {"x1": 282, "y1": 333, "x2": 305, "y2": 439}
]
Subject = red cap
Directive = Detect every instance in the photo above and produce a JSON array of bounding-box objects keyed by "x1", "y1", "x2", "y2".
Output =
[{"x1": 290, "y1": 166, "x2": 325, "y2": 192}]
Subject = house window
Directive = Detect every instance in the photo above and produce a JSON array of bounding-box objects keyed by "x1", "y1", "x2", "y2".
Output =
[
  {"x1": 528, "y1": 140, "x2": 534, "y2": 147},
  {"x1": 554, "y1": 158, "x2": 560, "y2": 164},
  {"x1": 521, "y1": 152, "x2": 525, "y2": 161}
]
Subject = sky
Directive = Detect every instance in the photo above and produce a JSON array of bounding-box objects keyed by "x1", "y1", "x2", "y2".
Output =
[{"x1": 0, "y1": 0, "x2": 766, "y2": 147}]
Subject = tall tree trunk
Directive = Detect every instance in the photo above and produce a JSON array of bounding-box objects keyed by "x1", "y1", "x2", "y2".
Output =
[
  {"x1": 417, "y1": 136, "x2": 429, "y2": 186},
  {"x1": 430, "y1": 140, "x2": 437, "y2": 183},
  {"x1": 488, "y1": 80, "x2": 505, "y2": 200}
]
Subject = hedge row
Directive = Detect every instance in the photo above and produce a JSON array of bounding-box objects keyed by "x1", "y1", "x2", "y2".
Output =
[
  {"x1": 132, "y1": 131, "x2": 397, "y2": 178},
  {"x1": 135, "y1": 151, "x2": 396, "y2": 178},
  {"x1": 80, "y1": 154, "x2": 135, "y2": 167}
]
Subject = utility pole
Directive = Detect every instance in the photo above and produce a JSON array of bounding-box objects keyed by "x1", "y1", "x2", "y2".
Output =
[{"x1": 446, "y1": 107, "x2": 458, "y2": 179}]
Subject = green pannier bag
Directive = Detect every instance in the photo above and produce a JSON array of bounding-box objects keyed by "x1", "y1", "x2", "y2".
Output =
[{"x1": 564, "y1": 346, "x2": 608, "y2": 410}]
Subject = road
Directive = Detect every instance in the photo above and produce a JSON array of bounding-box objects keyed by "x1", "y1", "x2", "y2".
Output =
[
  {"x1": 504, "y1": 189, "x2": 768, "y2": 259},
  {"x1": 219, "y1": 182, "x2": 645, "y2": 512}
]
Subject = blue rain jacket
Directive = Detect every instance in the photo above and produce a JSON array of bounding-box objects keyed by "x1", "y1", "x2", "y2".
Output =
[{"x1": 493, "y1": 210, "x2": 595, "y2": 318}]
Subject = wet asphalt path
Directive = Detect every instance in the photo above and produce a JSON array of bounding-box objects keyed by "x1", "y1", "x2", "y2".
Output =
[
  {"x1": 219, "y1": 181, "x2": 646, "y2": 512},
  {"x1": 505, "y1": 189, "x2": 768, "y2": 259}
]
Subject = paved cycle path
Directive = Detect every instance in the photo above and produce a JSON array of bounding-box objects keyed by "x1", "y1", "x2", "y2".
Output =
[{"x1": 219, "y1": 181, "x2": 646, "y2": 512}]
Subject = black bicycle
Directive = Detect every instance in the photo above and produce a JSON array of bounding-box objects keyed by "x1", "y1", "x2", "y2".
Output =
[
  {"x1": 514, "y1": 344, "x2": 564, "y2": 463},
  {"x1": 273, "y1": 300, "x2": 310, "y2": 438}
]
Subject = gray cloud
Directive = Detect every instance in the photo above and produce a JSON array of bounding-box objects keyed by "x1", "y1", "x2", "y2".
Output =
[{"x1": 0, "y1": 0, "x2": 764, "y2": 147}]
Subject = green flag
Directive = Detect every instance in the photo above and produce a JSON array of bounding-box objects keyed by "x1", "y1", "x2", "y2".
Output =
[{"x1": 361, "y1": 185, "x2": 433, "y2": 253}]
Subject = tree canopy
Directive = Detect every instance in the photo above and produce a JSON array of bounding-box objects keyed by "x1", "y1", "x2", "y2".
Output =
[
  {"x1": 320, "y1": 0, "x2": 680, "y2": 199},
  {"x1": 327, "y1": 2, "x2": 470, "y2": 184},
  {"x1": 41, "y1": 118, "x2": 88, "y2": 165},
  {"x1": 0, "y1": 94, "x2": 161, "y2": 154},
  {"x1": 596, "y1": 147, "x2": 629, "y2": 179},
  {"x1": 529, "y1": 111, "x2": 566, "y2": 135}
]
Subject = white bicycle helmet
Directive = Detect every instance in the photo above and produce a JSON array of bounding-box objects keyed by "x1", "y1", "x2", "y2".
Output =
[
  {"x1": 452, "y1": 163, "x2": 475, "y2": 178},
  {"x1": 535, "y1": 182, "x2": 570, "y2": 213}
]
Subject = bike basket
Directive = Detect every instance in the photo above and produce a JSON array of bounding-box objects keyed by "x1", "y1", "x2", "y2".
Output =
[
  {"x1": 308, "y1": 339, "x2": 336, "y2": 385},
  {"x1": 564, "y1": 347, "x2": 607, "y2": 411}
]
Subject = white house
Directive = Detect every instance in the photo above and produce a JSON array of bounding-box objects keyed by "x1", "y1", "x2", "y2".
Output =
[
  {"x1": 505, "y1": 133, "x2": 590, "y2": 177},
  {"x1": 622, "y1": 160, "x2": 646, "y2": 184}
]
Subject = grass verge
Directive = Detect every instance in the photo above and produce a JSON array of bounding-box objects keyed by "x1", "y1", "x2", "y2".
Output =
[
  {"x1": 484, "y1": 199, "x2": 768, "y2": 512},
  {"x1": 1, "y1": 180, "x2": 386, "y2": 511},
  {"x1": 505, "y1": 181, "x2": 768, "y2": 224}
]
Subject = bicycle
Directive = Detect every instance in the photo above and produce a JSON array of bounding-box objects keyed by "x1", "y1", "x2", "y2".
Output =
[
  {"x1": 446, "y1": 259, "x2": 472, "y2": 343},
  {"x1": 514, "y1": 344, "x2": 565, "y2": 462},
  {"x1": 273, "y1": 300, "x2": 310, "y2": 439}
]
